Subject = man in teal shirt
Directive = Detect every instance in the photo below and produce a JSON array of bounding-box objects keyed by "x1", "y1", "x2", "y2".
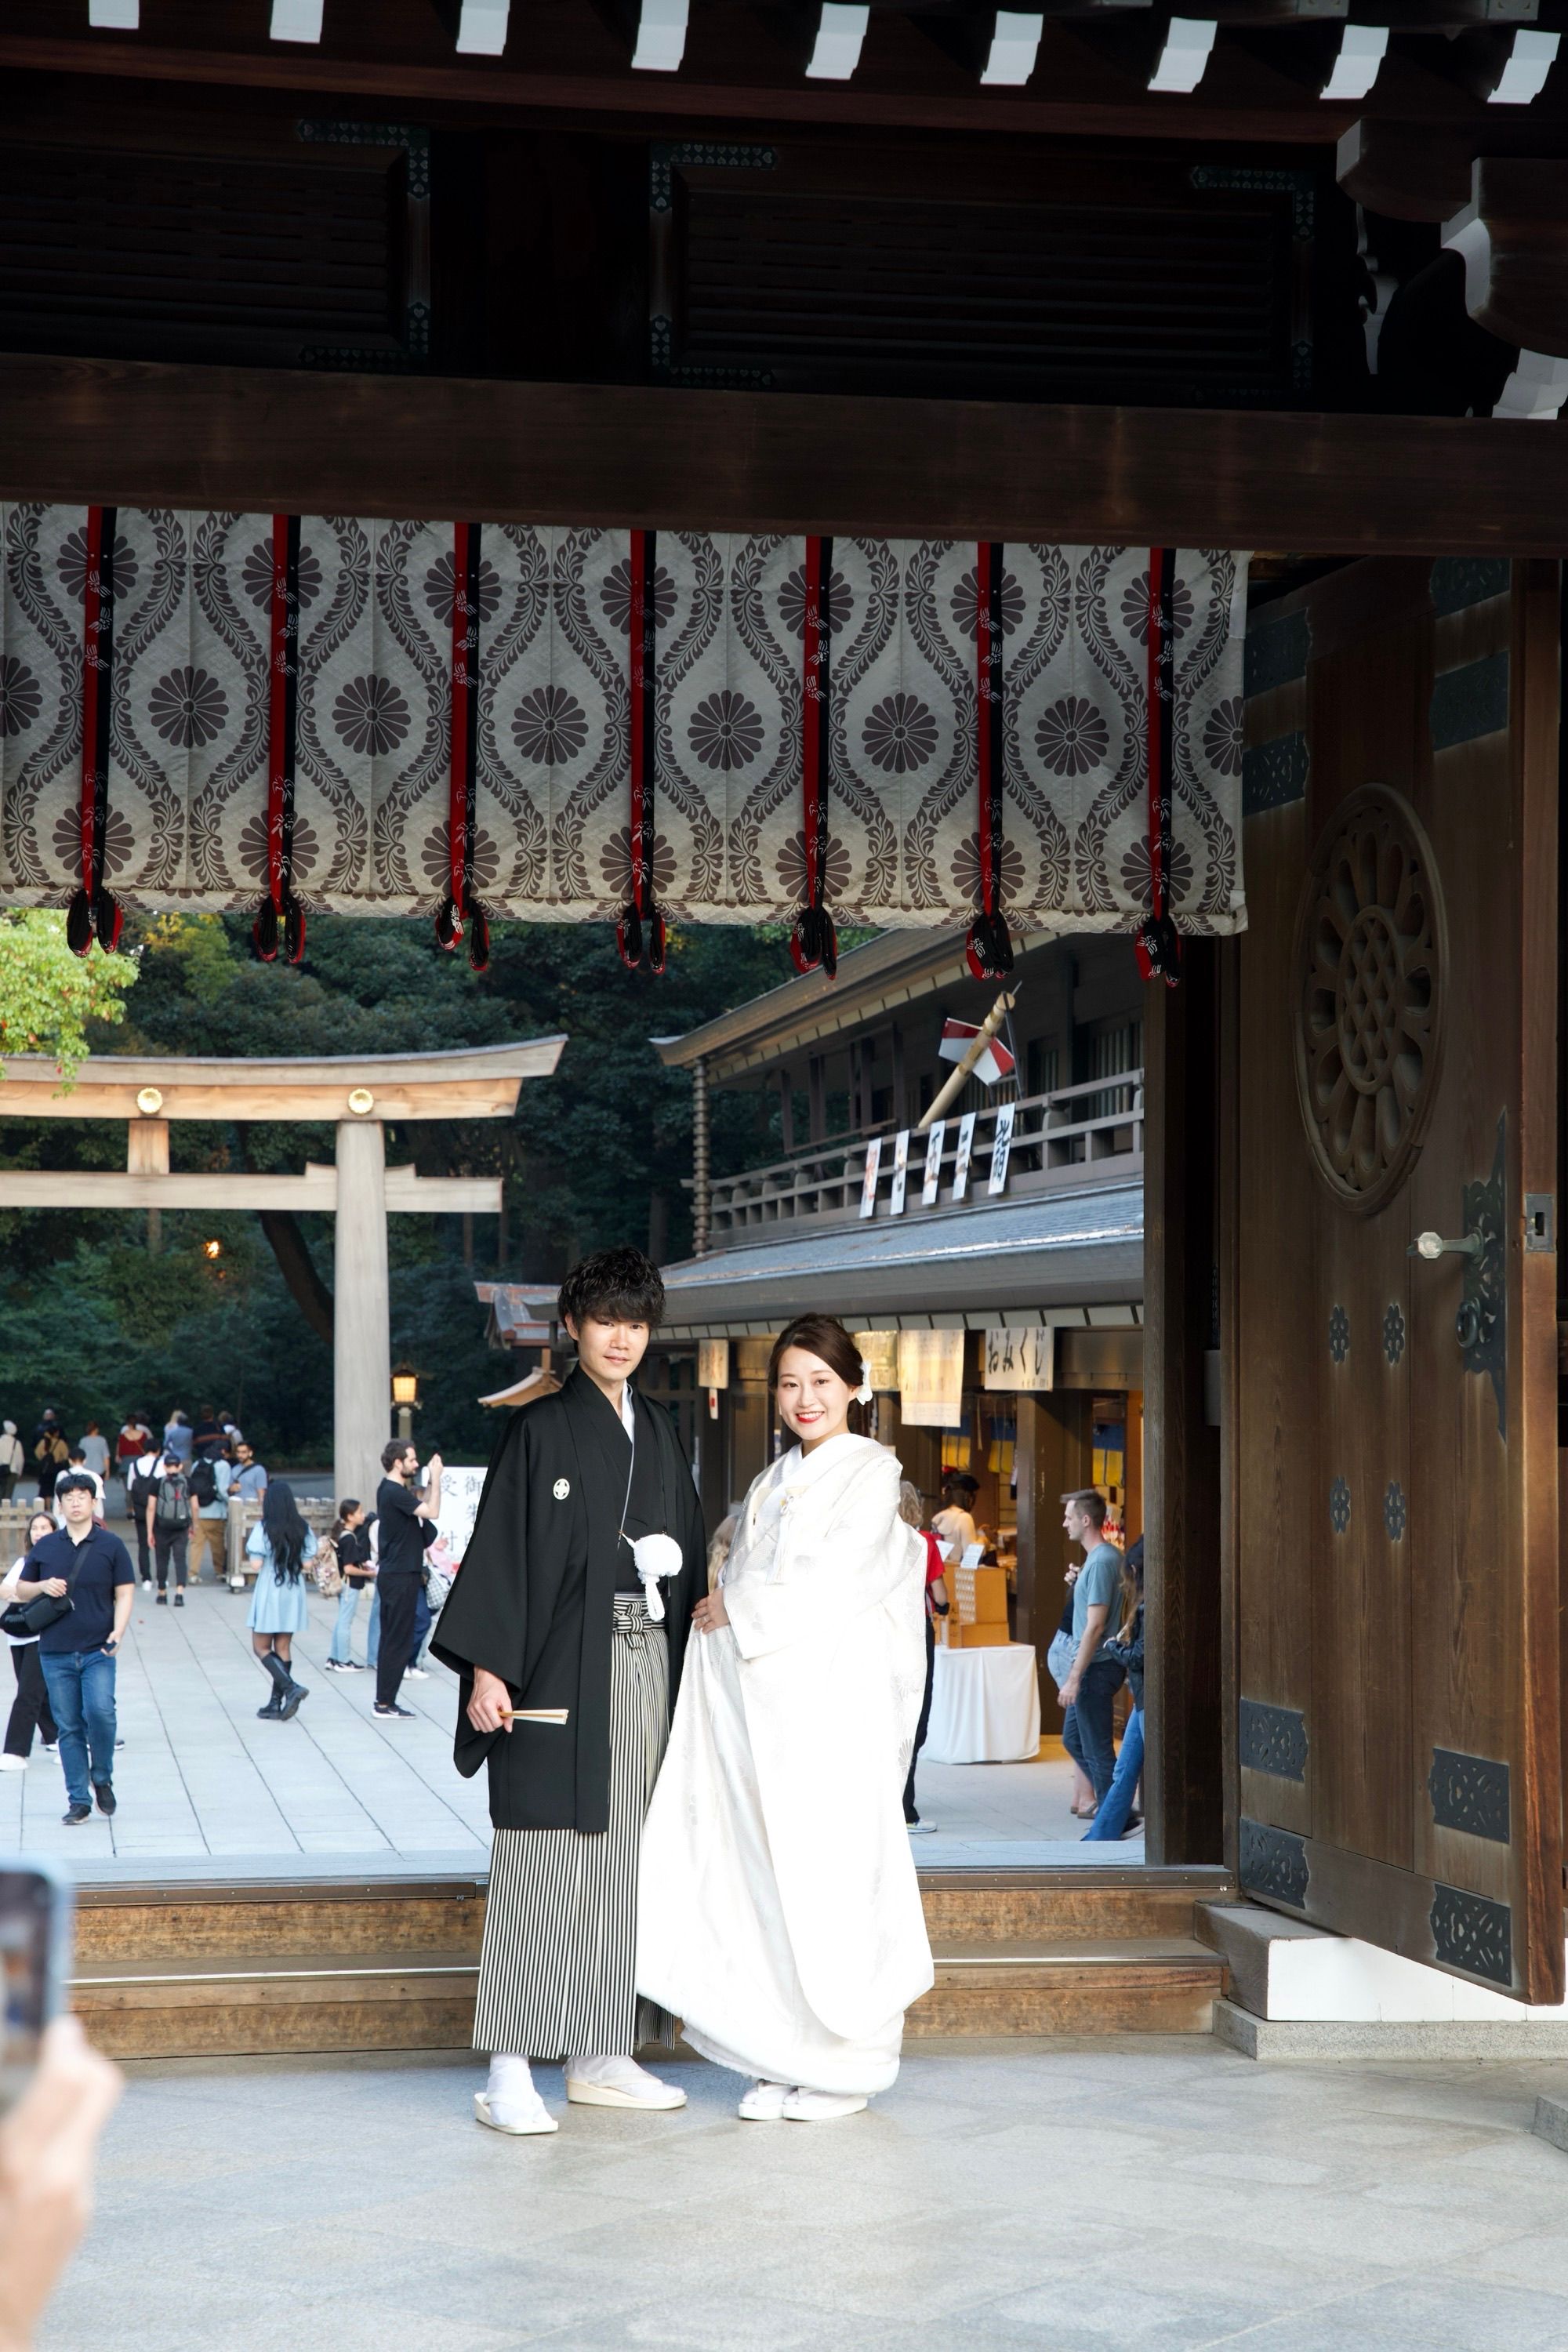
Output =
[{"x1": 1058, "y1": 1489, "x2": 1127, "y2": 1813}]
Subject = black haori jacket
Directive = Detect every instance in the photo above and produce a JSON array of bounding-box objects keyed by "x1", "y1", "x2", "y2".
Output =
[{"x1": 432, "y1": 1370, "x2": 704, "y2": 1832}]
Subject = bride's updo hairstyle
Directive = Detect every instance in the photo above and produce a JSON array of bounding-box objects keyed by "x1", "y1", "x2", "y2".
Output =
[{"x1": 768, "y1": 1313, "x2": 869, "y2": 1438}]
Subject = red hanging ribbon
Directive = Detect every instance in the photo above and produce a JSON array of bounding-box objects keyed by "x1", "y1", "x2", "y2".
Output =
[
  {"x1": 789, "y1": 533, "x2": 838, "y2": 979},
  {"x1": 67, "y1": 504, "x2": 122, "y2": 956},
  {"x1": 435, "y1": 523, "x2": 488, "y2": 972},
  {"x1": 965, "y1": 540, "x2": 1013, "y2": 982},
  {"x1": 253, "y1": 513, "x2": 305, "y2": 967},
  {"x1": 617, "y1": 528, "x2": 665, "y2": 976},
  {"x1": 1134, "y1": 548, "x2": 1181, "y2": 989}
]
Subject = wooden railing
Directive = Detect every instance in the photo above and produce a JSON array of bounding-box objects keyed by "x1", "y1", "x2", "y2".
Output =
[{"x1": 702, "y1": 1070, "x2": 1142, "y2": 1238}]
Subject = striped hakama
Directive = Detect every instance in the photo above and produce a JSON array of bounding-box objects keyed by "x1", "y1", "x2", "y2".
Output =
[{"x1": 473, "y1": 1593, "x2": 674, "y2": 2060}]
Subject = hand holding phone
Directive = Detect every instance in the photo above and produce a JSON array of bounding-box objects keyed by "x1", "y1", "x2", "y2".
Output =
[
  {"x1": 0, "y1": 2016, "x2": 122, "y2": 2352},
  {"x1": 0, "y1": 1866, "x2": 71, "y2": 2117}
]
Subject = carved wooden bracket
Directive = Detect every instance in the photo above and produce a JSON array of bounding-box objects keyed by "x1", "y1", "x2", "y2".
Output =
[{"x1": 1444, "y1": 157, "x2": 1568, "y2": 356}]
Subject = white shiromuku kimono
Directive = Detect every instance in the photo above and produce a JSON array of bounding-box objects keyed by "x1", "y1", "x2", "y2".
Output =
[{"x1": 637, "y1": 1432, "x2": 933, "y2": 2096}]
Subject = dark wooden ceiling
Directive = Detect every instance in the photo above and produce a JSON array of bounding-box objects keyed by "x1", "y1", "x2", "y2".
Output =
[{"x1": 5, "y1": 1, "x2": 1568, "y2": 143}]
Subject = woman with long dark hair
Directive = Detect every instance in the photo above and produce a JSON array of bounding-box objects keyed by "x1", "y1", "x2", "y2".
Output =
[
  {"x1": 0, "y1": 1510, "x2": 61, "y2": 1769},
  {"x1": 638, "y1": 1312, "x2": 932, "y2": 2122},
  {"x1": 245, "y1": 1480, "x2": 317, "y2": 1721}
]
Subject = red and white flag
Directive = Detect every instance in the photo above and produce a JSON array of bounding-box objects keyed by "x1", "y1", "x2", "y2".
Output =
[{"x1": 937, "y1": 1016, "x2": 1015, "y2": 1088}]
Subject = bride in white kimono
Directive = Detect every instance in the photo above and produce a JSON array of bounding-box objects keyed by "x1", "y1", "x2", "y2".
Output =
[{"x1": 637, "y1": 1313, "x2": 932, "y2": 2122}]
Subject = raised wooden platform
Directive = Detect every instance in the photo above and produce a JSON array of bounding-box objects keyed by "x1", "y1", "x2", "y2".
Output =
[{"x1": 69, "y1": 1867, "x2": 1232, "y2": 2059}]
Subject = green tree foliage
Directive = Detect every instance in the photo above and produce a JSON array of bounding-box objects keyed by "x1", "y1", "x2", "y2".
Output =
[
  {"x1": 0, "y1": 909, "x2": 137, "y2": 1080},
  {"x1": 0, "y1": 907, "x2": 820, "y2": 1463}
]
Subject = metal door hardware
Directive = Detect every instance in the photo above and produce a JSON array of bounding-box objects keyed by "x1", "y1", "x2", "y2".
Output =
[
  {"x1": 1408, "y1": 1116, "x2": 1507, "y2": 1438},
  {"x1": 1525, "y1": 1194, "x2": 1555, "y2": 1253}
]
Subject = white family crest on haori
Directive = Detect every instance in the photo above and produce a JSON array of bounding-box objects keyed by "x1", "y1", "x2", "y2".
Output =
[
  {"x1": 553, "y1": 1477, "x2": 571, "y2": 1500},
  {"x1": 637, "y1": 1433, "x2": 932, "y2": 2096}
]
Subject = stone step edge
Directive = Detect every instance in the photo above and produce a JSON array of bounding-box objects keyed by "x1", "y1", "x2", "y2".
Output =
[{"x1": 1216, "y1": 1996, "x2": 1568, "y2": 2061}]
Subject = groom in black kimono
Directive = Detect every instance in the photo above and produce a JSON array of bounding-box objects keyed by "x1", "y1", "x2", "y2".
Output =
[{"x1": 434, "y1": 1244, "x2": 704, "y2": 2135}]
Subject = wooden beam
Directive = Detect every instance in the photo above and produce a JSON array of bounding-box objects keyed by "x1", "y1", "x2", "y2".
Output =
[
  {"x1": 0, "y1": 1038, "x2": 564, "y2": 1123},
  {"x1": 0, "y1": 1167, "x2": 503, "y2": 1212},
  {"x1": 13, "y1": 354, "x2": 1568, "y2": 554},
  {"x1": 0, "y1": 23, "x2": 1432, "y2": 145}
]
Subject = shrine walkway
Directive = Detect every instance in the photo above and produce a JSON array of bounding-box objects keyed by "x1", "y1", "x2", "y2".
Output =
[
  {"x1": 42, "y1": 2035, "x2": 1568, "y2": 2350},
  {"x1": 1, "y1": 1537, "x2": 1113, "y2": 1871}
]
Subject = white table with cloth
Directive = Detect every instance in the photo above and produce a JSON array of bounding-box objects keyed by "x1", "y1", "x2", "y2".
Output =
[{"x1": 924, "y1": 1642, "x2": 1042, "y2": 1764}]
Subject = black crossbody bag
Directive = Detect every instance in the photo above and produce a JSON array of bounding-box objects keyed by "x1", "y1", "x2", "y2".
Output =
[{"x1": 1, "y1": 1546, "x2": 81, "y2": 1639}]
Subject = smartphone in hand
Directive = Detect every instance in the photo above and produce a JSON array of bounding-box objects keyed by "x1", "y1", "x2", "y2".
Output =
[{"x1": 0, "y1": 1861, "x2": 73, "y2": 2115}]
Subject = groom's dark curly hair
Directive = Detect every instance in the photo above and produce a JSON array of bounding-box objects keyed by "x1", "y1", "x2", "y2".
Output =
[{"x1": 558, "y1": 1245, "x2": 666, "y2": 1331}]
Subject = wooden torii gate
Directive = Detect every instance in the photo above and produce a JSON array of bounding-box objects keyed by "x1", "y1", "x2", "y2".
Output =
[{"x1": 0, "y1": 1038, "x2": 564, "y2": 1497}]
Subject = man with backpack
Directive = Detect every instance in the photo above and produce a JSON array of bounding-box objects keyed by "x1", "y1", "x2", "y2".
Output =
[
  {"x1": 186, "y1": 1446, "x2": 231, "y2": 1588},
  {"x1": 128, "y1": 1449, "x2": 161, "y2": 1592},
  {"x1": 145, "y1": 1450, "x2": 192, "y2": 1607}
]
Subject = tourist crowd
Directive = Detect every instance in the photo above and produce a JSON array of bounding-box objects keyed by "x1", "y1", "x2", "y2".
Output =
[{"x1": 0, "y1": 1402, "x2": 456, "y2": 1828}]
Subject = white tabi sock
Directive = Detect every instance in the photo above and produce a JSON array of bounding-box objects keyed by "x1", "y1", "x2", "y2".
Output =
[
  {"x1": 486, "y1": 2053, "x2": 536, "y2": 2105},
  {"x1": 567, "y1": 2053, "x2": 643, "y2": 2089}
]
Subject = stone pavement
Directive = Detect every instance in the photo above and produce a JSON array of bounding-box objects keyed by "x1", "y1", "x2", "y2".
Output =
[
  {"x1": 40, "y1": 2036, "x2": 1568, "y2": 2350},
  {"x1": 1, "y1": 1565, "x2": 1102, "y2": 1868}
]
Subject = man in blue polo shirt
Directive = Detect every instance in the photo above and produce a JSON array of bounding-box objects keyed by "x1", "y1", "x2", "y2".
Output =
[{"x1": 12, "y1": 1470, "x2": 135, "y2": 1825}]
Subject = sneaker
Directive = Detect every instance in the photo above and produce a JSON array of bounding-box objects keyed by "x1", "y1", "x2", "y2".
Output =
[
  {"x1": 403, "y1": 1667, "x2": 430, "y2": 1681},
  {"x1": 62, "y1": 1803, "x2": 92, "y2": 1826},
  {"x1": 906, "y1": 1819, "x2": 938, "y2": 1835},
  {"x1": 140, "y1": 1578, "x2": 153, "y2": 1592},
  {"x1": 155, "y1": 1592, "x2": 168, "y2": 1606},
  {"x1": 93, "y1": 1782, "x2": 116, "y2": 1816},
  {"x1": 324, "y1": 1658, "x2": 350, "y2": 1673},
  {"x1": 373, "y1": 1703, "x2": 413, "y2": 1719},
  {"x1": 42, "y1": 1744, "x2": 57, "y2": 1756},
  {"x1": 173, "y1": 1592, "x2": 184, "y2": 1608},
  {"x1": 0, "y1": 1754, "x2": 27, "y2": 1773}
]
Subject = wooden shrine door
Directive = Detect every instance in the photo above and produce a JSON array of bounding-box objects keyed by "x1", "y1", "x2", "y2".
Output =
[{"x1": 1227, "y1": 557, "x2": 1563, "y2": 2002}]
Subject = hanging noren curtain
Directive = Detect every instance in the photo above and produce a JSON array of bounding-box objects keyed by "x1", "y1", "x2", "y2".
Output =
[{"x1": 0, "y1": 509, "x2": 1247, "y2": 941}]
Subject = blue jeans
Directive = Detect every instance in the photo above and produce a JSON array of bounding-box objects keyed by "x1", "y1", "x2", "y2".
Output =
[
  {"x1": 40, "y1": 1648, "x2": 118, "y2": 1808},
  {"x1": 1083, "y1": 1704, "x2": 1144, "y2": 1841},
  {"x1": 1061, "y1": 1656, "x2": 1124, "y2": 1805},
  {"x1": 329, "y1": 1584, "x2": 365, "y2": 1663}
]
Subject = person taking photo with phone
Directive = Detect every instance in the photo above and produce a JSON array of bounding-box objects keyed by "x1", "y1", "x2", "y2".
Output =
[{"x1": 10, "y1": 1472, "x2": 134, "y2": 1826}]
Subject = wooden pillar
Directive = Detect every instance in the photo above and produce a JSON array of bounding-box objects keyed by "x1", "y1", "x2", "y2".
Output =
[
  {"x1": 775, "y1": 1067, "x2": 795, "y2": 1154},
  {"x1": 1143, "y1": 945, "x2": 1224, "y2": 1867},
  {"x1": 1017, "y1": 1385, "x2": 1089, "y2": 1733},
  {"x1": 129, "y1": 1116, "x2": 168, "y2": 1252},
  {"x1": 334, "y1": 1118, "x2": 389, "y2": 1505},
  {"x1": 808, "y1": 1055, "x2": 826, "y2": 1144}
]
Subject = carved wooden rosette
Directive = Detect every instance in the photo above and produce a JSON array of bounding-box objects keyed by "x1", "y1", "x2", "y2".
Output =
[{"x1": 1293, "y1": 785, "x2": 1448, "y2": 1216}]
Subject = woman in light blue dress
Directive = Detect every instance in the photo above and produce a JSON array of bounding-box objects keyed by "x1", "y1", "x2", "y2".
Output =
[{"x1": 246, "y1": 1482, "x2": 317, "y2": 1722}]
